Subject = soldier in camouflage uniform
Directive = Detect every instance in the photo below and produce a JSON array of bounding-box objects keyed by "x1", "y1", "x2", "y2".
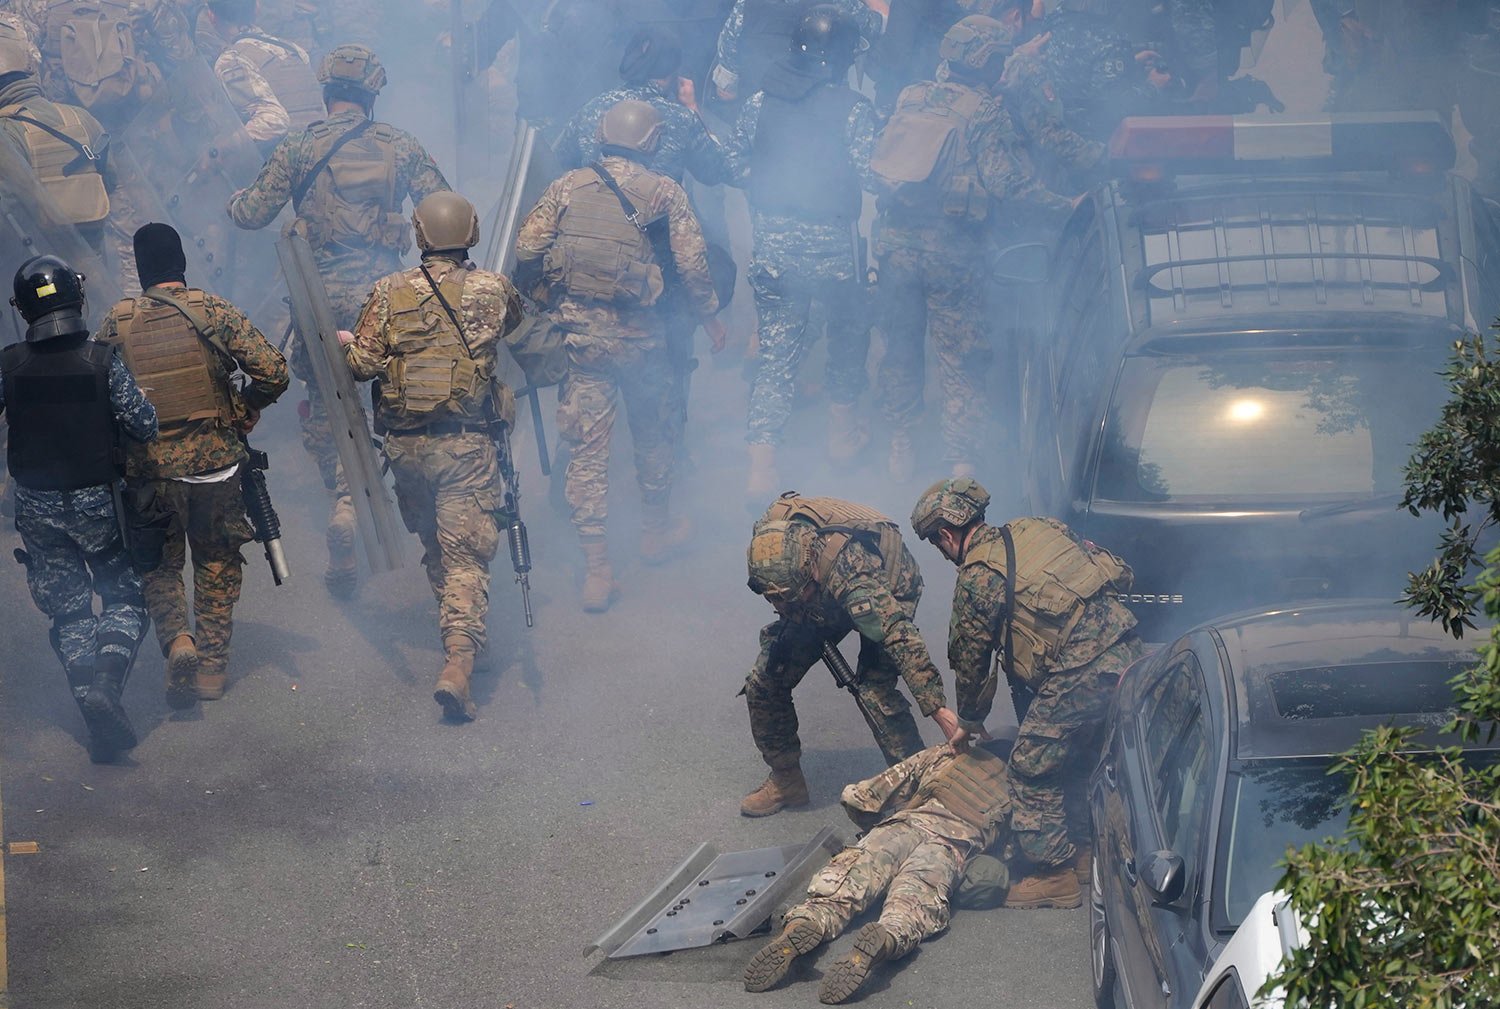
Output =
[
  {"x1": 740, "y1": 493, "x2": 963, "y2": 817},
  {"x1": 745, "y1": 741, "x2": 1011, "y2": 1003},
  {"x1": 709, "y1": 0, "x2": 881, "y2": 101},
  {"x1": 228, "y1": 43, "x2": 450, "y2": 596},
  {"x1": 911, "y1": 478, "x2": 1145, "y2": 909},
  {"x1": 726, "y1": 6, "x2": 879, "y2": 502},
  {"x1": 871, "y1": 16, "x2": 1084, "y2": 483},
  {"x1": 2, "y1": 254, "x2": 159, "y2": 762},
  {"x1": 203, "y1": 0, "x2": 320, "y2": 155},
  {"x1": 344, "y1": 192, "x2": 524, "y2": 722},
  {"x1": 96, "y1": 223, "x2": 288, "y2": 705},
  {"x1": 515, "y1": 100, "x2": 721, "y2": 614}
]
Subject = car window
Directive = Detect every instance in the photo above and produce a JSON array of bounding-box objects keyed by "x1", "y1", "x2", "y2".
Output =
[
  {"x1": 1096, "y1": 346, "x2": 1448, "y2": 503},
  {"x1": 1140, "y1": 653, "x2": 1215, "y2": 857},
  {"x1": 1467, "y1": 193, "x2": 1500, "y2": 324},
  {"x1": 1202, "y1": 972, "x2": 1250, "y2": 1009}
]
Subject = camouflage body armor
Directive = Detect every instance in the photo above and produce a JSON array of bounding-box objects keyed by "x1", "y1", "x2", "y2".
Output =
[
  {"x1": 291, "y1": 119, "x2": 409, "y2": 254},
  {"x1": 376, "y1": 269, "x2": 497, "y2": 429},
  {"x1": 104, "y1": 289, "x2": 234, "y2": 427},
  {"x1": 0, "y1": 99, "x2": 109, "y2": 225},
  {"x1": 964, "y1": 517, "x2": 1132, "y2": 689},
  {"x1": 227, "y1": 30, "x2": 320, "y2": 130},
  {"x1": 872, "y1": 80, "x2": 988, "y2": 221},
  {"x1": 758, "y1": 493, "x2": 912, "y2": 587},
  {"x1": 918, "y1": 745, "x2": 1009, "y2": 829},
  {"x1": 543, "y1": 168, "x2": 667, "y2": 307}
]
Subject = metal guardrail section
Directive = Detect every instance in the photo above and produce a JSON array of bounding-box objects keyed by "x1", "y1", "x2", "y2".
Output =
[{"x1": 587, "y1": 826, "x2": 844, "y2": 959}]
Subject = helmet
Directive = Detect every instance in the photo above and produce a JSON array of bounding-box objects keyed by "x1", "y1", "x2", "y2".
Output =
[
  {"x1": 597, "y1": 99, "x2": 664, "y2": 155},
  {"x1": 939, "y1": 15, "x2": 1015, "y2": 75},
  {"x1": 618, "y1": 26, "x2": 681, "y2": 85},
  {"x1": 317, "y1": 44, "x2": 387, "y2": 97},
  {"x1": 911, "y1": 477, "x2": 991, "y2": 541},
  {"x1": 746, "y1": 518, "x2": 816, "y2": 602},
  {"x1": 413, "y1": 191, "x2": 480, "y2": 253},
  {"x1": 0, "y1": 14, "x2": 36, "y2": 76},
  {"x1": 10, "y1": 254, "x2": 88, "y2": 341},
  {"x1": 789, "y1": 4, "x2": 864, "y2": 76}
]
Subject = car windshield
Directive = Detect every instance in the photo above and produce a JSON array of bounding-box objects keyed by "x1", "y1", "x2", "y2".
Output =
[{"x1": 1094, "y1": 345, "x2": 1448, "y2": 504}]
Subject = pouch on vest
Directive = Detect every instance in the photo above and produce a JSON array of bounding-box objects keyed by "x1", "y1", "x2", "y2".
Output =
[
  {"x1": 503, "y1": 314, "x2": 569, "y2": 389},
  {"x1": 378, "y1": 269, "x2": 492, "y2": 422},
  {"x1": 298, "y1": 123, "x2": 407, "y2": 253},
  {"x1": 54, "y1": 2, "x2": 157, "y2": 117}
]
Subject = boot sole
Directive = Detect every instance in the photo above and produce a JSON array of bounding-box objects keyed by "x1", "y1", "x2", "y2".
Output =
[
  {"x1": 434, "y1": 685, "x2": 476, "y2": 722},
  {"x1": 743, "y1": 921, "x2": 824, "y2": 992},
  {"x1": 818, "y1": 924, "x2": 891, "y2": 1004},
  {"x1": 82, "y1": 693, "x2": 138, "y2": 753},
  {"x1": 166, "y1": 650, "x2": 199, "y2": 709}
]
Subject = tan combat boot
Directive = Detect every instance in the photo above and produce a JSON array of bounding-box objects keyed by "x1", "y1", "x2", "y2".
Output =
[
  {"x1": 325, "y1": 495, "x2": 358, "y2": 599},
  {"x1": 826, "y1": 403, "x2": 870, "y2": 465},
  {"x1": 746, "y1": 443, "x2": 779, "y2": 506},
  {"x1": 1005, "y1": 864, "x2": 1084, "y2": 909},
  {"x1": 434, "y1": 635, "x2": 478, "y2": 722},
  {"x1": 640, "y1": 503, "x2": 694, "y2": 566},
  {"x1": 165, "y1": 633, "x2": 199, "y2": 709},
  {"x1": 818, "y1": 922, "x2": 897, "y2": 1004},
  {"x1": 194, "y1": 659, "x2": 227, "y2": 701},
  {"x1": 743, "y1": 917, "x2": 826, "y2": 992},
  {"x1": 1071, "y1": 846, "x2": 1093, "y2": 887},
  {"x1": 580, "y1": 540, "x2": 617, "y2": 613},
  {"x1": 887, "y1": 428, "x2": 916, "y2": 484},
  {"x1": 739, "y1": 767, "x2": 810, "y2": 817}
]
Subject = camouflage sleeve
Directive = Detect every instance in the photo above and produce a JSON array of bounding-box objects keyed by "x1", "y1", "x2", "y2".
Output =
[
  {"x1": 711, "y1": 0, "x2": 748, "y2": 92},
  {"x1": 398, "y1": 135, "x2": 452, "y2": 208},
  {"x1": 840, "y1": 745, "x2": 953, "y2": 826},
  {"x1": 514, "y1": 178, "x2": 566, "y2": 262},
  {"x1": 228, "y1": 136, "x2": 296, "y2": 229},
  {"x1": 948, "y1": 566, "x2": 1005, "y2": 729},
  {"x1": 344, "y1": 277, "x2": 393, "y2": 383},
  {"x1": 1003, "y1": 56, "x2": 1104, "y2": 174},
  {"x1": 723, "y1": 91, "x2": 762, "y2": 185},
  {"x1": 830, "y1": 545, "x2": 947, "y2": 717},
  {"x1": 660, "y1": 181, "x2": 720, "y2": 318},
  {"x1": 106, "y1": 347, "x2": 158, "y2": 443},
  {"x1": 215, "y1": 49, "x2": 291, "y2": 146},
  {"x1": 846, "y1": 97, "x2": 879, "y2": 193},
  {"x1": 970, "y1": 98, "x2": 1074, "y2": 218},
  {"x1": 205, "y1": 294, "x2": 289, "y2": 410}
]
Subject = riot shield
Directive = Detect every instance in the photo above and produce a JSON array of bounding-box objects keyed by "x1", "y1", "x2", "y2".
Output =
[
  {"x1": 450, "y1": 0, "x2": 512, "y2": 198},
  {"x1": 0, "y1": 142, "x2": 123, "y2": 330},
  {"x1": 275, "y1": 234, "x2": 405, "y2": 574},
  {"x1": 481, "y1": 118, "x2": 561, "y2": 276}
]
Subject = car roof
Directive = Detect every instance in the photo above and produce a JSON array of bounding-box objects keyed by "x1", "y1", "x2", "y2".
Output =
[
  {"x1": 1120, "y1": 314, "x2": 1463, "y2": 358},
  {"x1": 1207, "y1": 599, "x2": 1491, "y2": 759}
]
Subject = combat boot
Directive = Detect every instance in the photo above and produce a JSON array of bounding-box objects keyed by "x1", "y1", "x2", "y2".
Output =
[
  {"x1": 1005, "y1": 864, "x2": 1083, "y2": 909},
  {"x1": 165, "y1": 633, "x2": 198, "y2": 709},
  {"x1": 82, "y1": 652, "x2": 137, "y2": 763},
  {"x1": 743, "y1": 917, "x2": 825, "y2": 992},
  {"x1": 1071, "y1": 846, "x2": 1093, "y2": 888},
  {"x1": 580, "y1": 540, "x2": 617, "y2": 613},
  {"x1": 640, "y1": 504, "x2": 694, "y2": 566},
  {"x1": 194, "y1": 659, "x2": 227, "y2": 701},
  {"x1": 826, "y1": 403, "x2": 870, "y2": 465},
  {"x1": 887, "y1": 429, "x2": 916, "y2": 484},
  {"x1": 325, "y1": 495, "x2": 358, "y2": 599},
  {"x1": 434, "y1": 635, "x2": 478, "y2": 722},
  {"x1": 739, "y1": 767, "x2": 809, "y2": 817},
  {"x1": 817, "y1": 922, "x2": 897, "y2": 1004},
  {"x1": 746, "y1": 443, "x2": 779, "y2": 507}
]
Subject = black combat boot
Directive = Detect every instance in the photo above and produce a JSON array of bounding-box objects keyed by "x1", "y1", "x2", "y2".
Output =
[{"x1": 82, "y1": 650, "x2": 138, "y2": 763}]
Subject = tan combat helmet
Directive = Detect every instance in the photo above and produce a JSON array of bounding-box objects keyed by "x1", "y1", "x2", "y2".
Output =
[
  {"x1": 938, "y1": 15, "x2": 1015, "y2": 78},
  {"x1": 597, "y1": 99, "x2": 664, "y2": 156},
  {"x1": 413, "y1": 191, "x2": 480, "y2": 253},
  {"x1": 0, "y1": 14, "x2": 36, "y2": 76},
  {"x1": 317, "y1": 43, "x2": 387, "y2": 97},
  {"x1": 746, "y1": 517, "x2": 817, "y2": 603},
  {"x1": 911, "y1": 477, "x2": 991, "y2": 542}
]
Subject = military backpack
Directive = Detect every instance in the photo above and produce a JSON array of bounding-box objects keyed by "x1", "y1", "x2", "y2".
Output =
[
  {"x1": 39, "y1": 0, "x2": 164, "y2": 119},
  {"x1": 871, "y1": 80, "x2": 988, "y2": 221}
]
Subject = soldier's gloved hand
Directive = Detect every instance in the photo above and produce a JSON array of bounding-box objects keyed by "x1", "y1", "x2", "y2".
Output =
[{"x1": 703, "y1": 316, "x2": 728, "y2": 354}]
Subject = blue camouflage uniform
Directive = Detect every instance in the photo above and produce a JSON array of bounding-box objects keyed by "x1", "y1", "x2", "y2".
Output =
[
  {"x1": 0, "y1": 347, "x2": 158, "y2": 681},
  {"x1": 1037, "y1": 9, "x2": 1167, "y2": 140},
  {"x1": 711, "y1": 0, "x2": 883, "y2": 96},
  {"x1": 555, "y1": 82, "x2": 732, "y2": 185}
]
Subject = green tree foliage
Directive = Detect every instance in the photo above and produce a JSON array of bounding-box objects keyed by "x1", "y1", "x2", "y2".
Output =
[{"x1": 1270, "y1": 334, "x2": 1500, "y2": 1008}]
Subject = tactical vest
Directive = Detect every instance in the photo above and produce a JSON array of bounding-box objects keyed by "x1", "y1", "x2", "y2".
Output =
[
  {"x1": 964, "y1": 518, "x2": 1133, "y2": 689},
  {"x1": 917, "y1": 747, "x2": 1009, "y2": 830},
  {"x1": 762, "y1": 493, "x2": 909, "y2": 586},
  {"x1": 293, "y1": 119, "x2": 409, "y2": 255},
  {"x1": 378, "y1": 268, "x2": 496, "y2": 425},
  {"x1": 40, "y1": 0, "x2": 163, "y2": 119},
  {"x1": 104, "y1": 290, "x2": 234, "y2": 427},
  {"x1": 749, "y1": 83, "x2": 864, "y2": 224},
  {"x1": 0, "y1": 336, "x2": 119, "y2": 491},
  {"x1": 228, "y1": 30, "x2": 320, "y2": 130},
  {"x1": 545, "y1": 167, "x2": 666, "y2": 307},
  {"x1": 0, "y1": 100, "x2": 110, "y2": 225},
  {"x1": 872, "y1": 81, "x2": 988, "y2": 222}
]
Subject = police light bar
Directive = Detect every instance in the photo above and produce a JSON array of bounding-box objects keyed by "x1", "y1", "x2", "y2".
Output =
[{"x1": 1108, "y1": 113, "x2": 1455, "y2": 179}]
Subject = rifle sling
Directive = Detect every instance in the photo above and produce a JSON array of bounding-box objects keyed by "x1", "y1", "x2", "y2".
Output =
[
  {"x1": 589, "y1": 160, "x2": 647, "y2": 233},
  {"x1": 0, "y1": 106, "x2": 106, "y2": 175}
]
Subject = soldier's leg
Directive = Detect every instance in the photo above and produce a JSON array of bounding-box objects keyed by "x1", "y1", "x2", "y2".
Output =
[
  {"x1": 822, "y1": 276, "x2": 872, "y2": 462},
  {"x1": 557, "y1": 336, "x2": 622, "y2": 611},
  {"x1": 16, "y1": 508, "x2": 99, "y2": 697},
  {"x1": 873, "y1": 250, "x2": 927, "y2": 482},
  {"x1": 746, "y1": 267, "x2": 815, "y2": 447},
  {"x1": 140, "y1": 481, "x2": 190, "y2": 655},
  {"x1": 928, "y1": 256, "x2": 992, "y2": 475},
  {"x1": 855, "y1": 637, "x2": 927, "y2": 766},
  {"x1": 183, "y1": 481, "x2": 253, "y2": 699},
  {"x1": 385, "y1": 435, "x2": 444, "y2": 604},
  {"x1": 618, "y1": 341, "x2": 689, "y2": 555},
  {"x1": 75, "y1": 505, "x2": 147, "y2": 759}
]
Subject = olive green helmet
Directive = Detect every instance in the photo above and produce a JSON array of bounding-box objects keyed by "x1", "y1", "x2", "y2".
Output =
[
  {"x1": 597, "y1": 99, "x2": 664, "y2": 155},
  {"x1": 317, "y1": 43, "x2": 387, "y2": 96},
  {"x1": 938, "y1": 15, "x2": 1015, "y2": 74},
  {"x1": 911, "y1": 477, "x2": 991, "y2": 542},
  {"x1": 747, "y1": 518, "x2": 816, "y2": 602},
  {"x1": 413, "y1": 191, "x2": 480, "y2": 253},
  {"x1": 0, "y1": 14, "x2": 36, "y2": 76}
]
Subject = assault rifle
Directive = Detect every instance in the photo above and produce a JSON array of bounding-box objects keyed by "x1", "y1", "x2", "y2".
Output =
[
  {"x1": 821, "y1": 641, "x2": 884, "y2": 745},
  {"x1": 240, "y1": 436, "x2": 289, "y2": 585},
  {"x1": 494, "y1": 415, "x2": 535, "y2": 628}
]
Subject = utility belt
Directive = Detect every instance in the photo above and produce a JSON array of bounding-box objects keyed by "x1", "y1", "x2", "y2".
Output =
[{"x1": 386, "y1": 420, "x2": 492, "y2": 438}]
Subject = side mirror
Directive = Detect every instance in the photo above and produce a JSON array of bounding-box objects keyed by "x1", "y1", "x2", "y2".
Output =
[
  {"x1": 991, "y1": 241, "x2": 1050, "y2": 284},
  {"x1": 1143, "y1": 849, "x2": 1185, "y2": 906}
]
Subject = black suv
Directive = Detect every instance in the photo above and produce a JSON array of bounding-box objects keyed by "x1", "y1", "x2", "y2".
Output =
[
  {"x1": 1020, "y1": 113, "x2": 1500, "y2": 640},
  {"x1": 1087, "y1": 599, "x2": 1500, "y2": 1009}
]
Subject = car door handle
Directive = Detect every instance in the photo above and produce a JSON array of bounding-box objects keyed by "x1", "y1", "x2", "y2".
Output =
[{"x1": 1124, "y1": 858, "x2": 1138, "y2": 886}]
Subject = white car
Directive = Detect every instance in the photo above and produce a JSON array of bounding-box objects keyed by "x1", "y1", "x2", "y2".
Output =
[{"x1": 1191, "y1": 891, "x2": 1305, "y2": 1009}]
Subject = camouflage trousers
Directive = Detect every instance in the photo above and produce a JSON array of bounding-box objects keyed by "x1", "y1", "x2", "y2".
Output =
[
  {"x1": 14, "y1": 487, "x2": 149, "y2": 679},
  {"x1": 384, "y1": 431, "x2": 502, "y2": 652},
  {"x1": 746, "y1": 265, "x2": 870, "y2": 446},
  {"x1": 744, "y1": 624, "x2": 925, "y2": 771},
  {"x1": 875, "y1": 245, "x2": 993, "y2": 466},
  {"x1": 1010, "y1": 633, "x2": 1148, "y2": 866},
  {"x1": 785, "y1": 820, "x2": 964, "y2": 958},
  {"x1": 141, "y1": 477, "x2": 254, "y2": 676},
  {"x1": 556, "y1": 327, "x2": 675, "y2": 541}
]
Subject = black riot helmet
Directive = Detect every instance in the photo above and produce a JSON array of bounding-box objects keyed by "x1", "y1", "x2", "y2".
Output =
[
  {"x1": 10, "y1": 254, "x2": 88, "y2": 342},
  {"x1": 790, "y1": 4, "x2": 864, "y2": 78}
]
